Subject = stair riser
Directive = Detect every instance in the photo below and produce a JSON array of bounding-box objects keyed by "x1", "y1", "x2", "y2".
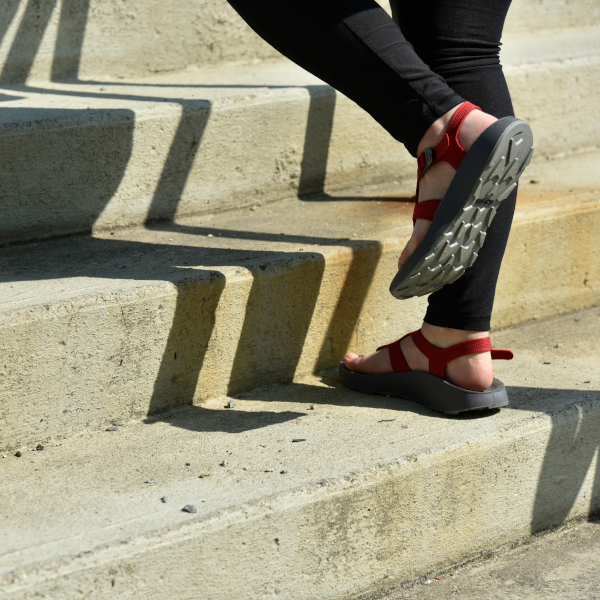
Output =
[
  {"x1": 0, "y1": 88, "x2": 405, "y2": 245},
  {"x1": 3, "y1": 400, "x2": 599, "y2": 599},
  {"x1": 0, "y1": 0, "x2": 597, "y2": 84},
  {"x1": 2, "y1": 56, "x2": 600, "y2": 245},
  {"x1": 2, "y1": 199, "x2": 599, "y2": 451},
  {"x1": 0, "y1": 0, "x2": 279, "y2": 85}
]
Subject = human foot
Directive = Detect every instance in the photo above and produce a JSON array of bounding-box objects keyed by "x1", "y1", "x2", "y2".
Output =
[
  {"x1": 398, "y1": 105, "x2": 498, "y2": 270},
  {"x1": 344, "y1": 322, "x2": 493, "y2": 391}
]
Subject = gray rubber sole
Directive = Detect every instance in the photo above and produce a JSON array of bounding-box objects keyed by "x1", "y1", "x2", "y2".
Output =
[
  {"x1": 339, "y1": 361, "x2": 509, "y2": 415},
  {"x1": 391, "y1": 117, "x2": 534, "y2": 300}
]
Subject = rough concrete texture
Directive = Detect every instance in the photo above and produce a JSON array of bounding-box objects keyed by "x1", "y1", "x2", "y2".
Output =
[
  {"x1": 1, "y1": 308, "x2": 599, "y2": 599},
  {"x1": 1, "y1": 150, "x2": 599, "y2": 450},
  {"x1": 354, "y1": 521, "x2": 600, "y2": 599},
  {"x1": 0, "y1": 29, "x2": 599, "y2": 243},
  {"x1": 0, "y1": 0, "x2": 598, "y2": 83},
  {"x1": 0, "y1": 0, "x2": 280, "y2": 84}
]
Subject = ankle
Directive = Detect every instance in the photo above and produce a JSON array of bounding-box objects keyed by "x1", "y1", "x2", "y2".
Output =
[
  {"x1": 421, "y1": 322, "x2": 489, "y2": 349},
  {"x1": 416, "y1": 104, "x2": 498, "y2": 157},
  {"x1": 417, "y1": 106, "x2": 459, "y2": 156}
]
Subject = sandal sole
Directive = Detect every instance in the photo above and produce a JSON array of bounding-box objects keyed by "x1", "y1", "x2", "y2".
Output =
[
  {"x1": 339, "y1": 362, "x2": 509, "y2": 415},
  {"x1": 390, "y1": 117, "x2": 534, "y2": 299}
]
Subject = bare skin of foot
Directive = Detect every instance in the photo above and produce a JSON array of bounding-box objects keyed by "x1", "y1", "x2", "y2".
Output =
[{"x1": 344, "y1": 104, "x2": 498, "y2": 392}]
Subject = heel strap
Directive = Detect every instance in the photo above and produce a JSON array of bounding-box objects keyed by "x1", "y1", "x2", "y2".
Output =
[{"x1": 411, "y1": 329, "x2": 513, "y2": 379}]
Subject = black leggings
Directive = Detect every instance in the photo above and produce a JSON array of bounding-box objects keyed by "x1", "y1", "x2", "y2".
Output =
[{"x1": 227, "y1": 0, "x2": 516, "y2": 332}]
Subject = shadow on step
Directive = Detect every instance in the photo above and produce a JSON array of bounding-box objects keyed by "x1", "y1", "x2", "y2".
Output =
[{"x1": 231, "y1": 378, "x2": 600, "y2": 532}]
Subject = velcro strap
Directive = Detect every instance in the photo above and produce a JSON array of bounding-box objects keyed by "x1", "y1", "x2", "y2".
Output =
[
  {"x1": 377, "y1": 334, "x2": 411, "y2": 373},
  {"x1": 413, "y1": 199, "x2": 441, "y2": 224}
]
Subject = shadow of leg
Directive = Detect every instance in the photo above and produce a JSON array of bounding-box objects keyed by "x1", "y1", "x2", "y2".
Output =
[
  {"x1": 532, "y1": 406, "x2": 600, "y2": 532},
  {"x1": 0, "y1": 0, "x2": 59, "y2": 84},
  {"x1": 298, "y1": 86, "x2": 336, "y2": 198},
  {"x1": 51, "y1": 0, "x2": 91, "y2": 81},
  {"x1": 227, "y1": 257, "x2": 325, "y2": 395},
  {"x1": 0, "y1": 1, "x2": 20, "y2": 51},
  {"x1": 145, "y1": 101, "x2": 211, "y2": 224},
  {"x1": 314, "y1": 243, "x2": 382, "y2": 372},
  {"x1": 147, "y1": 274, "x2": 226, "y2": 415}
]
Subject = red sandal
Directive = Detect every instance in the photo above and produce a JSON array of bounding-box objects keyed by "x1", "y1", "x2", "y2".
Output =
[
  {"x1": 390, "y1": 102, "x2": 534, "y2": 300},
  {"x1": 339, "y1": 329, "x2": 513, "y2": 415}
]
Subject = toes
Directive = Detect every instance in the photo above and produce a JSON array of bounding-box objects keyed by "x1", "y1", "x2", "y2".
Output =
[{"x1": 344, "y1": 353, "x2": 361, "y2": 369}]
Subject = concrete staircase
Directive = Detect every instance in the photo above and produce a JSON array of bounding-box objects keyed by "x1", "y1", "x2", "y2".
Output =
[{"x1": 1, "y1": 0, "x2": 599, "y2": 598}]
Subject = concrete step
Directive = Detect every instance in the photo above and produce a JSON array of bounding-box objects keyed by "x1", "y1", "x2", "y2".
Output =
[
  {"x1": 1, "y1": 307, "x2": 599, "y2": 599},
  {"x1": 354, "y1": 520, "x2": 600, "y2": 599},
  {"x1": 0, "y1": 0, "x2": 597, "y2": 84},
  {"x1": 1, "y1": 150, "x2": 599, "y2": 451},
  {"x1": 1, "y1": 28, "x2": 599, "y2": 245}
]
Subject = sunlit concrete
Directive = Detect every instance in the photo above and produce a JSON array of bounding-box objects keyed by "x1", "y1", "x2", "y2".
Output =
[{"x1": 1, "y1": 308, "x2": 599, "y2": 599}]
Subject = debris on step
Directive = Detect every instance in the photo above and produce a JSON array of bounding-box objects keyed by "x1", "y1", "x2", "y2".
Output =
[
  {"x1": 309, "y1": 404, "x2": 316, "y2": 410},
  {"x1": 265, "y1": 469, "x2": 274, "y2": 473},
  {"x1": 199, "y1": 473, "x2": 209, "y2": 478},
  {"x1": 35, "y1": 444, "x2": 44, "y2": 451},
  {"x1": 182, "y1": 505, "x2": 197, "y2": 514},
  {"x1": 106, "y1": 426, "x2": 119, "y2": 432},
  {"x1": 161, "y1": 496, "x2": 168, "y2": 503},
  {"x1": 15, "y1": 451, "x2": 22, "y2": 457},
  {"x1": 227, "y1": 401, "x2": 237, "y2": 409},
  {"x1": 292, "y1": 439, "x2": 306, "y2": 443},
  {"x1": 220, "y1": 461, "x2": 228, "y2": 467},
  {"x1": 145, "y1": 478, "x2": 156, "y2": 484}
]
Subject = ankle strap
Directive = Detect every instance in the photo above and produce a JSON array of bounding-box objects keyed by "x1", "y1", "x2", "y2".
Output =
[
  {"x1": 411, "y1": 329, "x2": 513, "y2": 379},
  {"x1": 417, "y1": 101, "x2": 481, "y2": 176}
]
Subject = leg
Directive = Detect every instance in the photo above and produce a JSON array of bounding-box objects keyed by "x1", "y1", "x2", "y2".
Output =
[
  {"x1": 347, "y1": 0, "x2": 518, "y2": 391},
  {"x1": 226, "y1": 0, "x2": 464, "y2": 155},
  {"x1": 392, "y1": 0, "x2": 517, "y2": 332}
]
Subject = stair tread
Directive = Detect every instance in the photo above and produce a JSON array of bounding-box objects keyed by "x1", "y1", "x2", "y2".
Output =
[
  {"x1": 1, "y1": 307, "x2": 598, "y2": 575},
  {"x1": 2, "y1": 27, "x2": 599, "y2": 120},
  {"x1": 2, "y1": 149, "x2": 598, "y2": 317}
]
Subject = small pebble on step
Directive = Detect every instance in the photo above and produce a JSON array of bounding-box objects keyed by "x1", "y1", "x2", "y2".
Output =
[
  {"x1": 145, "y1": 478, "x2": 156, "y2": 484},
  {"x1": 106, "y1": 426, "x2": 119, "y2": 432},
  {"x1": 15, "y1": 451, "x2": 22, "y2": 457},
  {"x1": 424, "y1": 580, "x2": 433, "y2": 585},
  {"x1": 161, "y1": 496, "x2": 168, "y2": 503},
  {"x1": 280, "y1": 470, "x2": 288, "y2": 474},
  {"x1": 36, "y1": 444, "x2": 44, "y2": 451},
  {"x1": 309, "y1": 404, "x2": 316, "y2": 410},
  {"x1": 220, "y1": 461, "x2": 228, "y2": 467},
  {"x1": 228, "y1": 401, "x2": 237, "y2": 409},
  {"x1": 265, "y1": 469, "x2": 274, "y2": 472},
  {"x1": 182, "y1": 505, "x2": 197, "y2": 514},
  {"x1": 208, "y1": 234, "x2": 214, "y2": 238}
]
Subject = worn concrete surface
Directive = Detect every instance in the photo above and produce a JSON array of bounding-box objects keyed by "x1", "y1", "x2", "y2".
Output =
[
  {"x1": 1, "y1": 308, "x2": 599, "y2": 599},
  {"x1": 0, "y1": 0, "x2": 597, "y2": 83},
  {"x1": 0, "y1": 0, "x2": 280, "y2": 84},
  {"x1": 353, "y1": 520, "x2": 600, "y2": 599},
  {"x1": 0, "y1": 29, "x2": 598, "y2": 243},
  {"x1": 1, "y1": 151, "x2": 599, "y2": 449}
]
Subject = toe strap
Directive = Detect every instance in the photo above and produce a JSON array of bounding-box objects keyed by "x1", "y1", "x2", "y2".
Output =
[
  {"x1": 377, "y1": 334, "x2": 412, "y2": 372},
  {"x1": 413, "y1": 199, "x2": 441, "y2": 224}
]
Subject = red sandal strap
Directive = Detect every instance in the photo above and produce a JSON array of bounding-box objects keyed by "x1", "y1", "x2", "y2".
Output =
[
  {"x1": 411, "y1": 329, "x2": 512, "y2": 379},
  {"x1": 377, "y1": 334, "x2": 411, "y2": 373},
  {"x1": 414, "y1": 101, "x2": 481, "y2": 220},
  {"x1": 412, "y1": 199, "x2": 441, "y2": 223}
]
